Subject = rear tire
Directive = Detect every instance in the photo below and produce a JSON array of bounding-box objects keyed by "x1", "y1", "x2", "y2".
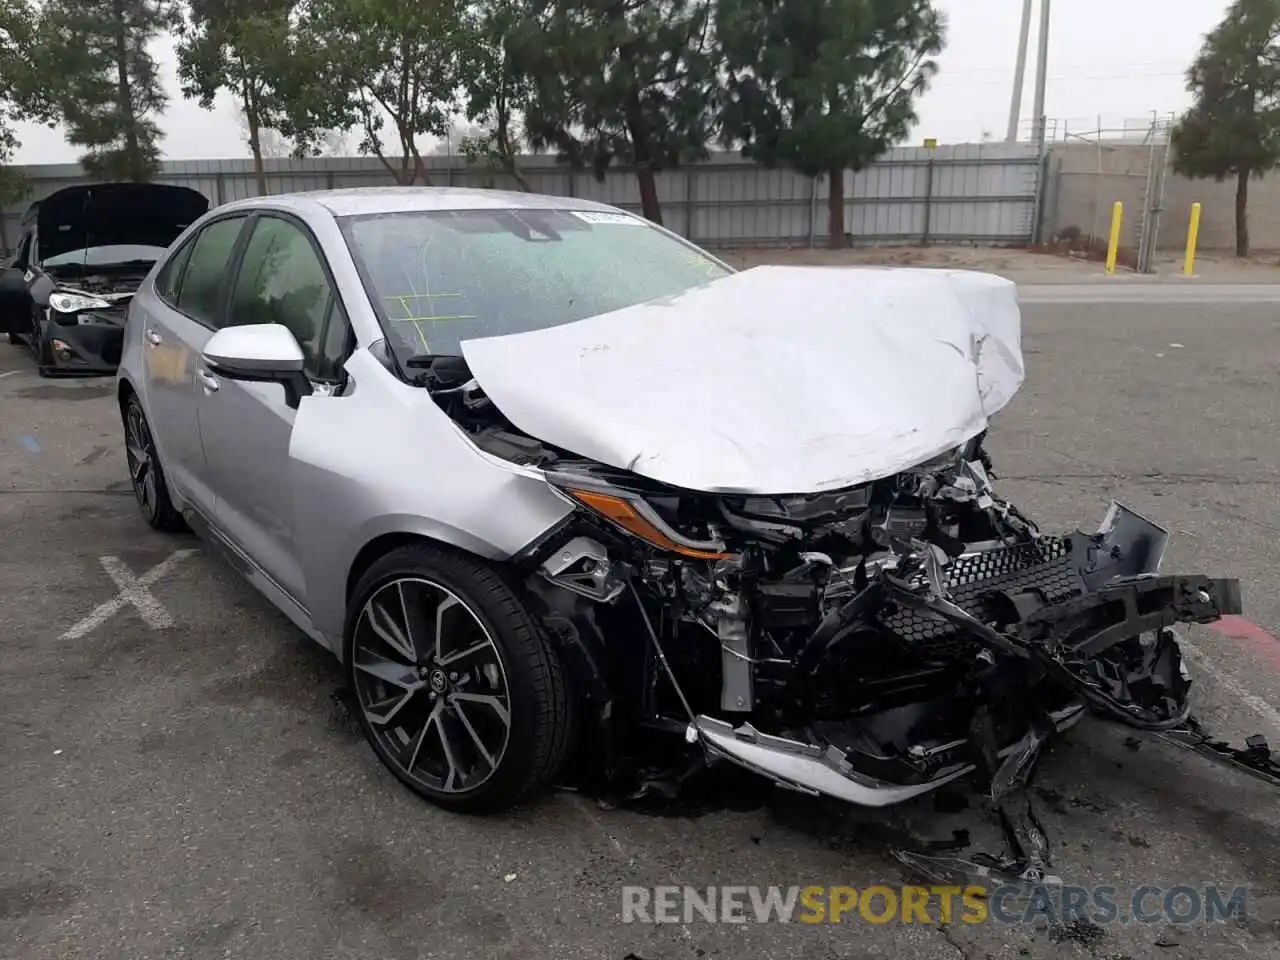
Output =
[
  {"x1": 122, "y1": 394, "x2": 187, "y2": 532},
  {"x1": 345, "y1": 542, "x2": 575, "y2": 813},
  {"x1": 7, "y1": 332, "x2": 19, "y2": 345}
]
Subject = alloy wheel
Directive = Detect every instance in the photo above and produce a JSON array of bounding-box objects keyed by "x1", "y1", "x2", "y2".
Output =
[
  {"x1": 351, "y1": 577, "x2": 513, "y2": 795},
  {"x1": 124, "y1": 404, "x2": 158, "y2": 521}
]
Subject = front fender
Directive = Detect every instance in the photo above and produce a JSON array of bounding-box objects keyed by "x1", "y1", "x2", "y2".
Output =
[{"x1": 289, "y1": 349, "x2": 574, "y2": 643}]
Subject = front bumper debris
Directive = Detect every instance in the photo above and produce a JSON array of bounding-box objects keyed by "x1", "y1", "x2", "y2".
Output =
[
  {"x1": 692, "y1": 704, "x2": 1087, "y2": 807},
  {"x1": 1158, "y1": 717, "x2": 1280, "y2": 789},
  {"x1": 689, "y1": 500, "x2": 1245, "y2": 812}
]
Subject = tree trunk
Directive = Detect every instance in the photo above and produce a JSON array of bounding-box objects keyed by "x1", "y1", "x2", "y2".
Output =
[
  {"x1": 1235, "y1": 168, "x2": 1251, "y2": 259},
  {"x1": 393, "y1": 119, "x2": 425, "y2": 185},
  {"x1": 827, "y1": 167, "x2": 845, "y2": 249},
  {"x1": 243, "y1": 85, "x2": 267, "y2": 196},
  {"x1": 494, "y1": 98, "x2": 529, "y2": 191},
  {"x1": 623, "y1": 84, "x2": 662, "y2": 223},
  {"x1": 503, "y1": 152, "x2": 530, "y2": 192},
  {"x1": 411, "y1": 146, "x2": 431, "y2": 186},
  {"x1": 636, "y1": 166, "x2": 662, "y2": 224},
  {"x1": 112, "y1": 0, "x2": 140, "y2": 179}
]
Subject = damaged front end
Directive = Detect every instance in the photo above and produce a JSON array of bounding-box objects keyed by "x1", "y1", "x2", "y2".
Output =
[{"x1": 421, "y1": 359, "x2": 1264, "y2": 880}]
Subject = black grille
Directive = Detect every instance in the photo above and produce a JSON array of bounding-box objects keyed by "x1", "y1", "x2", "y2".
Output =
[{"x1": 880, "y1": 537, "x2": 1081, "y2": 650}]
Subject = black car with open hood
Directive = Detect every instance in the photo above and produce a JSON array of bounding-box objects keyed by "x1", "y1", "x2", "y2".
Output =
[{"x1": 0, "y1": 182, "x2": 210, "y2": 376}]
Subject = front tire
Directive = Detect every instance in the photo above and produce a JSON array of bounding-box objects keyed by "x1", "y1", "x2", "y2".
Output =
[
  {"x1": 122, "y1": 394, "x2": 187, "y2": 532},
  {"x1": 346, "y1": 543, "x2": 575, "y2": 813}
]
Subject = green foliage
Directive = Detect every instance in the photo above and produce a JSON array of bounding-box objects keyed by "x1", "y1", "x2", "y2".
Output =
[
  {"x1": 40, "y1": 0, "x2": 178, "y2": 181},
  {"x1": 715, "y1": 0, "x2": 944, "y2": 246},
  {"x1": 10, "y1": 0, "x2": 953, "y2": 219},
  {"x1": 1172, "y1": 0, "x2": 1280, "y2": 181},
  {"x1": 294, "y1": 0, "x2": 465, "y2": 183},
  {"x1": 176, "y1": 0, "x2": 298, "y2": 190},
  {"x1": 456, "y1": 0, "x2": 533, "y2": 189},
  {"x1": 1172, "y1": 0, "x2": 1280, "y2": 256},
  {"x1": 0, "y1": 0, "x2": 57, "y2": 202},
  {"x1": 506, "y1": 0, "x2": 720, "y2": 222}
]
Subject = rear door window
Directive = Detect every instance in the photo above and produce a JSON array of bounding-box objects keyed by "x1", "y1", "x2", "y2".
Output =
[
  {"x1": 174, "y1": 216, "x2": 247, "y2": 326},
  {"x1": 155, "y1": 236, "x2": 196, "y2": 304}
]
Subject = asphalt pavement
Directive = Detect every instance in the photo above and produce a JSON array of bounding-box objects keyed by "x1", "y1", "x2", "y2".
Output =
[{"x1": 3, "y1": 289, "x2": 1280, "y2": 959}]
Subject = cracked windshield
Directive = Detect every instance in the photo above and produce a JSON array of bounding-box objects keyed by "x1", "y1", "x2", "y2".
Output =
[{"x1": 340, "y1": 208, "x2": 732, "y2": 361}]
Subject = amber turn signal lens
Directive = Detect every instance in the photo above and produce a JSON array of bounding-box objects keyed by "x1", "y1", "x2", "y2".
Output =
[{"x1": 566, "y1": 488, "x2": 732, "y2": 560}]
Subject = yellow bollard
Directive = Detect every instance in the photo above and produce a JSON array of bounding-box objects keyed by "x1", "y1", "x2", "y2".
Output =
[
  {"x1": 1184, "y1": 202, "x2": 1202, "y2": 276},
  {"x1": 1105, "y1": 201, "x2": 1123, "y2": 275}
]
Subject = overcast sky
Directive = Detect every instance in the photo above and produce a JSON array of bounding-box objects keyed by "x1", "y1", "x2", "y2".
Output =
[{"x1": 10, "y1": 0, "x2": 1231, "y2": 165}]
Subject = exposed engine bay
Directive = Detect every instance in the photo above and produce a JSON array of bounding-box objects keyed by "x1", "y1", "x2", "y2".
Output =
[
  {"x1": 412, "y1": 352, "x2": 1271, "y2": 886},
  {"x1": 45, "y1": 265, "x2": 152, "y2": 298}
]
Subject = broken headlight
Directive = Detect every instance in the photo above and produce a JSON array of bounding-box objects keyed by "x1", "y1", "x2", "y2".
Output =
[{"x1": 544, "y1": 473, "x2": 733, "y2": 560}]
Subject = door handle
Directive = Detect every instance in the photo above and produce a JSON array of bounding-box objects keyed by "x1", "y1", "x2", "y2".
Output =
[
  {"x1": 145, "y1": 328, "x2": 161, "y2": 346},
  {"x1": 197, "y1": 369, "x2": 219, "y2": 392}
]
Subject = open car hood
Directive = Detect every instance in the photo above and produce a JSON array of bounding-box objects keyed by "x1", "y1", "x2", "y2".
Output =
[
  {"x1": 33, "y1": 183, "x2": 209, "y2": 263},
  {"x1": 459, "y1": 265, "x2": 1025, "y2": 495}
]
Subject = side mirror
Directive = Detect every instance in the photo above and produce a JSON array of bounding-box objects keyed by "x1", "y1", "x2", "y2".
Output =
[{"x1": 202, "y1": 323, "x2": 313, "y2": 409}]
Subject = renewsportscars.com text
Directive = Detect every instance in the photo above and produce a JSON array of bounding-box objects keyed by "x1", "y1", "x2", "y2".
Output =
[{"x1": 621, "y1": 884, "x2": 1249, "y2": 926}]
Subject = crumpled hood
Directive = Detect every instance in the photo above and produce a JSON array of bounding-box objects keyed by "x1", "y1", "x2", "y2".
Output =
[{"x1": 459, "y1": 265, "x2": 1024, "y2": 495}]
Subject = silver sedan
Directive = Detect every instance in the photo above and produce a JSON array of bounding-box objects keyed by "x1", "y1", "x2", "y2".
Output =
[{"x1": 116, "y1": 185, "x2": 1249, "y2": 867}]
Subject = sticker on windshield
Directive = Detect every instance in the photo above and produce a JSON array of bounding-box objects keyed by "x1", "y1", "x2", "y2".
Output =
[{"x1": 571, "y1": 211, "x2": 645, "y2": 226}]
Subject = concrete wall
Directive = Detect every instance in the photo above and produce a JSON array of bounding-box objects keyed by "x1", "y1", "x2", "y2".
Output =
[{"x1": 1042, "y1": 140, "x2": 1280, "y2": 254}]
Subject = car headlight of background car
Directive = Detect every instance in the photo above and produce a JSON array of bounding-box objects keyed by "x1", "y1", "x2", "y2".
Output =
[
  {"x1": 49, "y1": 291, "x2": 113, "y2": 314},
  {"x1": 48, "y1": 291, "x2": 122, "y2": 326}
]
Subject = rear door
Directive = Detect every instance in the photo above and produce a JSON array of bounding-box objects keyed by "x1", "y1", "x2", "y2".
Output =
[
  {"x1": 141, "y1": 213, "x2": 251, "y2": 513},
  {"x1": 193, "y1": 212, "x2": 354, "y2": 607}
]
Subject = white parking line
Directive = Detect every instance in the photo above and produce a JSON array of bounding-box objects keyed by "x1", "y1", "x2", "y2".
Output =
[
  {"x1": 61, "y1": 549, "x2": 197, "y2": 640},
  {"x1": 0, "y1": 370, "x2": 20, "y2": 379}
]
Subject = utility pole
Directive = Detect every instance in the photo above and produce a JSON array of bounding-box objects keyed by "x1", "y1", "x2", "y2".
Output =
[
  {"x1": 1006, "y1": 0, "x2": 1034, "y2": 142},
  {"x1": 1031, "y1": 0, "x2": 1052, "y2": 151}
]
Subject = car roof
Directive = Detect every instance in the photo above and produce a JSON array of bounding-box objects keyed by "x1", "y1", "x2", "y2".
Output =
[{"x1": 218, "y1": 186, "x2": 624, "y2": 219}]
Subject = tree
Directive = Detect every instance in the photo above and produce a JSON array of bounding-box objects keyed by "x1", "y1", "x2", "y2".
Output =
[
  {"x1": 1171, "y1": 0, "x2": 1280, "y2": 258},
  {"x1": 716, "y1": 0, "x2": 945, "y2": 248},
  {"x1": 432, "y1": 121, "x2": 487, "y2": 154},
  {"x1": 40, "y1": 0, "x2": 176, "y2": 181},
  {"x1": 176, "y1": 0, "x2": 297, "y2": 195},
  {"x1": 507, "y1": 0, "x2": 720, "y2": 223},
  {"x1": 233, "y1": 104, "x2": 353, "y2": 158},
  {"x1": 295, "y1": 0, "x2": 465, "y2": 184},
  {"x1": 456, "y1": 0, "x2": 534, "y2": 190},
  {"x1": 0, "y1": 0, "x2": 56, "y2": 209}
]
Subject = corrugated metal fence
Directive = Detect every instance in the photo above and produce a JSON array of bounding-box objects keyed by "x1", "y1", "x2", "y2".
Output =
[{"x1": 1, "y1": 143, "x2": 1043, "y2": 253}]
